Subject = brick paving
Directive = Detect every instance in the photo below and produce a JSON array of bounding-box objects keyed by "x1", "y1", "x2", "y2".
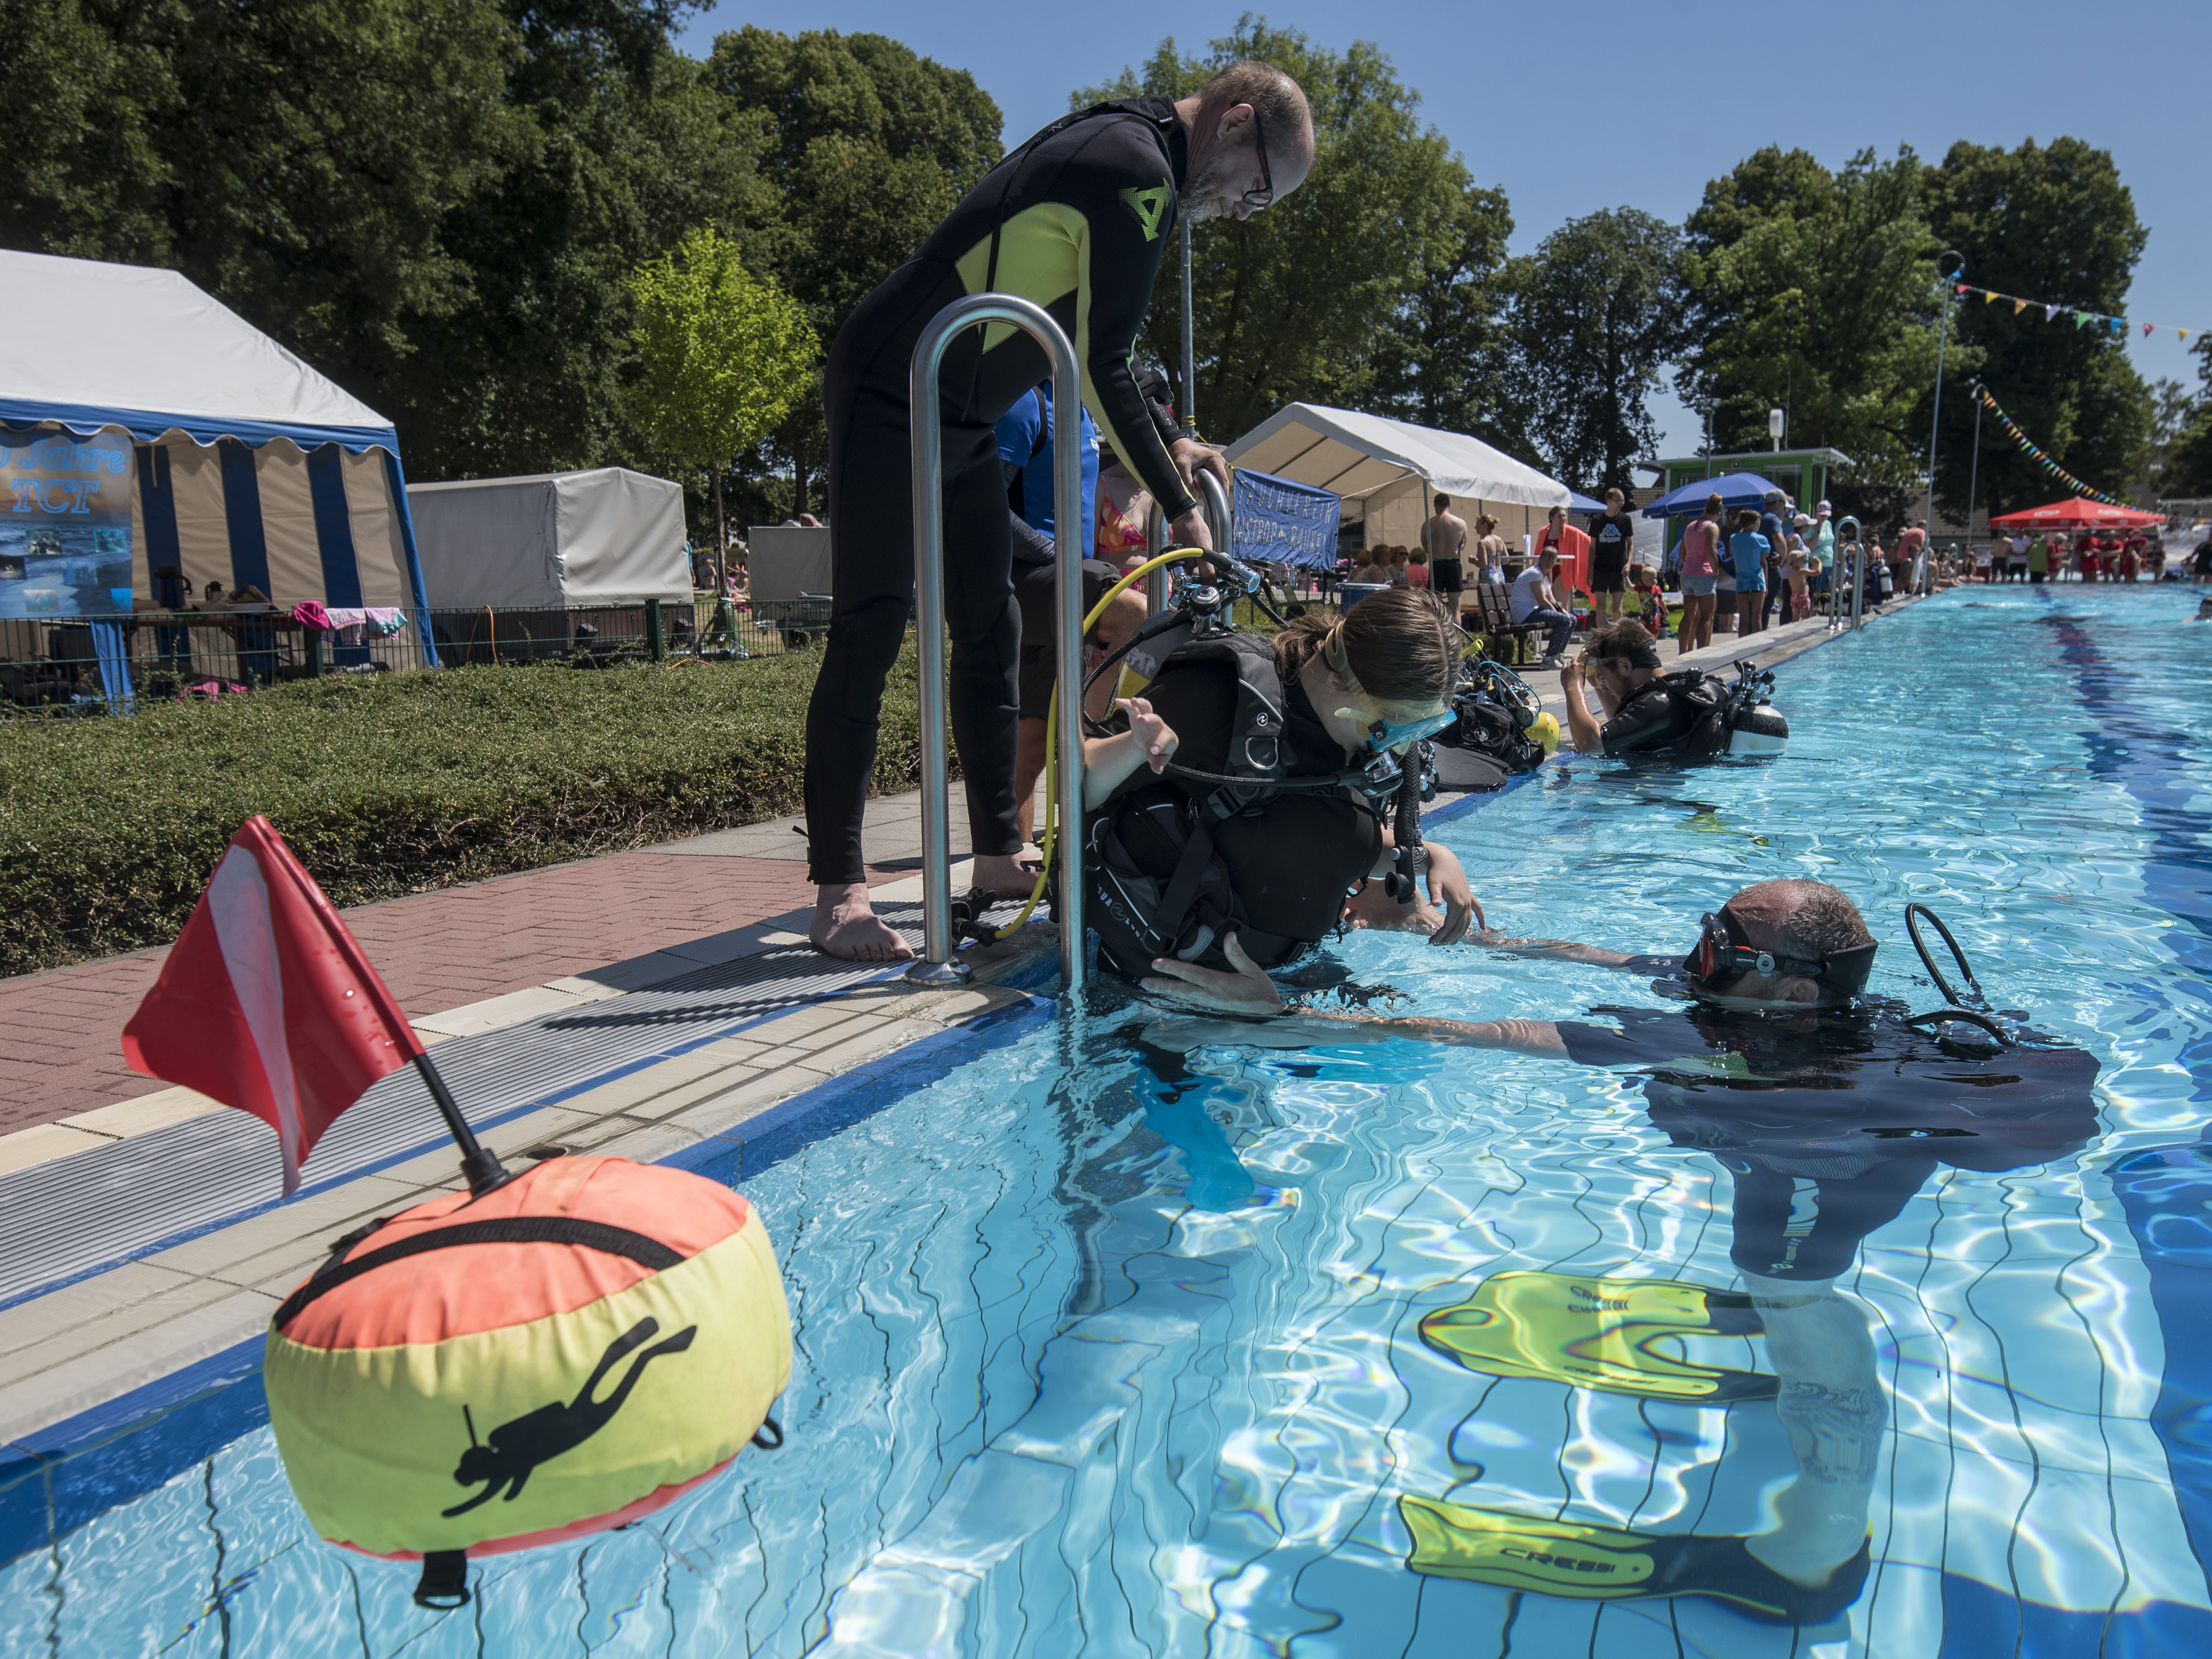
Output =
[{"x1": 0, "y1": 851, "x2": 903, "y2": 1137}]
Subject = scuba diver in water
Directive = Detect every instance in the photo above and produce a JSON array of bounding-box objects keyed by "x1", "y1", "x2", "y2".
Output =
[
  {"x1": 1560, "y1": 618, "x2": 1789, "y2": 759},
  {"x1": 1150, "y1": 879, "x2": 2101, "y2": 1624},
  {"x1": 1078, "y1": 584, "x2": 1484, "y2": 1011}
]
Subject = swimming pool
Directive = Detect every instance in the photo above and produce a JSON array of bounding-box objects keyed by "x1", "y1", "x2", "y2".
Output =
[{"x1": 6, "y1": 584, "x2": 2210, "y2": 1656}]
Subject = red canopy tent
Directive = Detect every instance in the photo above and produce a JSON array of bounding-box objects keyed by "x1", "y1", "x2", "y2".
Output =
[{"x1": 1987, "y1": 497, "x2": 2160, "y2": 532}]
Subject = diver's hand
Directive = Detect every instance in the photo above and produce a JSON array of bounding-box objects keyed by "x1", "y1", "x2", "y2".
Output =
[
  {"x1": 1141, "y1": 931, "x2": 1285, "y2": 1015},
  {"x1": 1168, "y1": 506, "x2": 1215, "y2": 553},
  {"x1": 1119, "y1": 697, "x2": 1177, "y2": 774},
  {"x1": 1423, "y1": 843, "x2": 1482, "y2": 946},
  {"x1": 1169, "y1": 437, "x2": 1231, "y2": 496},
  {"x1": 1342, "y1": 879, "x2": 1443, "y2": 934}
]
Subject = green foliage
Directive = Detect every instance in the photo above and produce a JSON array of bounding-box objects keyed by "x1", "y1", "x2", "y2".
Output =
[
  {"x1": 2162, "y1": 338, "x2": 2212, "y2": 498},
  {"x1": 627, "y1": 225, "x2": 818, "y2": 540},
  {"x1": 706, "y1": 26, "x2": 1003, "y2": 512},
  {"x1": 1925, "y1": 136, "x2": 2149, "y2": 517},
  {"x1": 1075, "y1": 20, "x2": 1492, "y2": 443},
  {"x1": 1504, "y1": 209, "x2": 1686, "y2": 495},
  {"x1": 1681, "y1": 147, "x2": 1946, "y2": 483},
  {"x1": 0, "y1": 650, "x2": 926, "y2": 978}
]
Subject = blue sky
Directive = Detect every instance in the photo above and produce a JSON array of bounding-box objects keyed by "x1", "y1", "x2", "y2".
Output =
[{"x1": 683, "y1": 0, "x2": 2210, "y2": 460}]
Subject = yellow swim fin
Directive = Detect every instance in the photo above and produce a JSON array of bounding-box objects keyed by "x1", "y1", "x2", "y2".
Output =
[
  {"x1": 1417, "y1": 1272, "x2": 1776, "y2": 1403},
  {"x1": 1398, "y1": 1495, "x2": 1870, "y2": 1625}
]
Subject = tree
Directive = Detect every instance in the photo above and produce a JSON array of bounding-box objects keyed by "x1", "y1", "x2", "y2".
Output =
[
  {"x1": 706, "y1": 27, "x2": 1001, "y2": 513},
  {"x1": 1366, "y1": 184, "x2": 1523, "y2": 451},
  {"x1": 1680, "y1": 146, "x2": 1946, "y2": 481},
  {"x1": 626, "y1": 227, "x2": 819, "y2": 572},
  {"x1": 1503, "y1": 209, "x2": 1685, "y2": 494},
  {"x1": 1074, "y1": 20, "x2": 1485, "y2": 442},
  {"x1": 2159, "y1": 336, "x2": 2212, "y2": 499},
  {"x1": 1923, "y1": 137, "x2": 2150, "y2": 517}
]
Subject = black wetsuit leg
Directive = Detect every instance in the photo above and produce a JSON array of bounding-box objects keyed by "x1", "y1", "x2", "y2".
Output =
[
  {"x1": 804, "y1": 264, "x2": 1024, "y2": 887},
  {"x1": 1725, "y1": 1155, "x2": 1933, "y2": 1282}
]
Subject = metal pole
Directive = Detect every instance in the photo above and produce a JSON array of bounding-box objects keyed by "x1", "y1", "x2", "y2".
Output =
[
  {"x1": 908, "y1": 293, "x2": 1088, "y2": 991},
  {"x1": 645, "y1": 596, "x2": 666, "y2": 663},
  {"x1": 1964, "y1": 384, "x2": 1984, "y2": 555},
  {"x1": 1199, "y1": 469, "x2": 1232, "y2": 560},
  {"x1": 1180, "y1": 216, "x2": 1196, "y2": 435},
  {"x1": 1924, "y1": 252, "x2": 1964, "y2": 542},
  {"x1": 1145, "y1": 499, "x2": 1170, "y2": 615}
]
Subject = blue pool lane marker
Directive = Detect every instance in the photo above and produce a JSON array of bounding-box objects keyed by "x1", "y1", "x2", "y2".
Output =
[{"x1": 2039, "y1": 607, "x2": 2212, "y2": 1624}]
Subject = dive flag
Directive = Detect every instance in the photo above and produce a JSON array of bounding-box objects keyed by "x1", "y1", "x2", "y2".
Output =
[{"x1": 122, "y1": 816, "x2": 424, "y2": 1196}]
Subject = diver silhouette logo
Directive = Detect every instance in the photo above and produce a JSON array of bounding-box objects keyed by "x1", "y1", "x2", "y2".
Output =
[{"x1": 442, "y1": 1317, "x2": 697, "y2": 1517}]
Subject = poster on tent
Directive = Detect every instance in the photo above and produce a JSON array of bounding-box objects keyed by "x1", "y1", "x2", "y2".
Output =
[
  {"x1": 1233, "y1": 468, "x2": 1341, "y2": 569},
  {"x1": 0, "y1": 428, "x2": 135, "y2": 619}
]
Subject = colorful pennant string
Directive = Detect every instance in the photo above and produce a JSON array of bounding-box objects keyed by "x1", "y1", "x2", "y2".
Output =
[
  {"x1": 1972, "y1": 385, "x2": 2126, "y2": 506},
  {"x1": 1949, "y1": 279, "x2": 2203, "y2": 344}
]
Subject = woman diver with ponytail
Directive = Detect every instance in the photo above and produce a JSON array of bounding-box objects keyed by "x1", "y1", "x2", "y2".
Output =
[{"x1": 1079, "y1": 587, "x2": 1480, "y2": 1014}]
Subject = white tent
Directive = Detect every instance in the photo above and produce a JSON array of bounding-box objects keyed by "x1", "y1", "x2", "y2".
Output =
[
  {"x1": 0, "y1": 249, "x2": 434, "y2": 659},
  {"x1": 1224, "y1": 403, "x2": 1572, "y2": 551},
  {"x1": 406, "y1": 468, "x2": 689, "y2": 609}
]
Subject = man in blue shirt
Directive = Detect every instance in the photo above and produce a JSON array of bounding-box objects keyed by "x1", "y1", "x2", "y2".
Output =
[
  {"x1": 997, "y1": 379, "x2": 1142, "y2": 844},
  {"x1": 1728, "y1": 508, "x2": 1770, "y2": 637}
]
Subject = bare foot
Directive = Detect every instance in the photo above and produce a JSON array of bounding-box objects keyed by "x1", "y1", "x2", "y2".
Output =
[
  {"x1": 971, "y1": 851, "x2": 1041, "y2": 900},
  {"x1": 810, "y1": 882, "x2": 914, "y2": 962}
]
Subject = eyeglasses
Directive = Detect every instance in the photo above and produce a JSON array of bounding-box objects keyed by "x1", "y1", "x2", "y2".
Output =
[{"x1": 1240, "y1": 111, "x2": 1274, "y2": 211}]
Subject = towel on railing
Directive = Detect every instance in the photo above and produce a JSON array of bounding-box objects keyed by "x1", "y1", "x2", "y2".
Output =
[
  {"x1": 291, "y1": 601, "x2": 332, "y2": 631},
  {"x1": 319, "y1": 606, "x2": 408, "y2": 641}
]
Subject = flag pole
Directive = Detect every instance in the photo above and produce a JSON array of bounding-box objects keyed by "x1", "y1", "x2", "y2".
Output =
[{"x1": 411, "y1": 1052, "x2": 514, "y2": 1197}]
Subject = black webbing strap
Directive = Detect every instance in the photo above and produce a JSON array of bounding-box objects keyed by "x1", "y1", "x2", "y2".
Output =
[
  {"x1": 274, "y1": 1218, "x2": 687, "y2": 1332},
  {"x1": 1149, "y1": 815, "x2": 1218, "y2": 955}
]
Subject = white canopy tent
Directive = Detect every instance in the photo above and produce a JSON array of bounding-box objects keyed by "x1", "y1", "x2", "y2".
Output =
[
  {"x1": 1224, "y1": 403, "x2": 1572, "y2": 553},
  {"x1": 406, "y1": 468, "x2": 689, "y2": 609},
  {"x1": 0, "y1": 250, "x2": 434, "y2": 659}
]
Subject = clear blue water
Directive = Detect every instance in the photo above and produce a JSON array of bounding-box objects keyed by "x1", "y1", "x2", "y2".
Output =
[{"x1": 7, "y1": 585, "x2": 2211, "y2": 1656}]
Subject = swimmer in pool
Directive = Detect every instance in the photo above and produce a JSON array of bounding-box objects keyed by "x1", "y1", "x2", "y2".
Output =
[{"x1": 1150, "y1": 880, "x2": 2102, "y2": 1623}]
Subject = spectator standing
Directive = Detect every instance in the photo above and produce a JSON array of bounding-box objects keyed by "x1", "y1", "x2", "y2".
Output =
[
  {"x1": 1475, "y1": 514, "x2": 1508, "y2": 585},
  {"x1": 2027, "y1": 532, "x2": 2049, "y2": 586},
  {"x1": 1628, "y1": 563, "x2": 1666, "y2": 634},
  {"x1": 1423, "y1": 493, "x2": 1468, "y2": 609},
  {"x1": 1783, "y1": 529, "x2": 1813, "y2": 618},
  {"x1": 1727, "y1": 509, "x2": 1770, "y2": 636},
  {"x1": 1588, "y1": 488, "x2": 1634, "y2": 620},
  {"x1": 1510, "y1": 548, "x2": 1575, "y2": 667},
  {"x1": 1533, "y1": 504, "x2": 1592, "y2": 602},
  {"x1": 1894, "y1": 519, "x2": 1927, "y2": 592},
  {"x1": 2003, "y1": 531, "x2": 2028, "y2": 583},
  {"x1": 1673, "y1": 493, "x2": 1722, "y2": 654}
]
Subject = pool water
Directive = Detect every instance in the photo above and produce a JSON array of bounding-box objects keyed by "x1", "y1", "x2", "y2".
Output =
[{"x1": 8, "y1": 585, "x2": 2212, "y2": 1657}]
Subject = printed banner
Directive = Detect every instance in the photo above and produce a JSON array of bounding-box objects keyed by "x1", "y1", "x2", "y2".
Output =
[
  {"x1": 1232, "y1": 467, "x2": 1340, "y2": 570},
  {"x1": 0, "y1": 428, "x2": 135, "y2": 619}
]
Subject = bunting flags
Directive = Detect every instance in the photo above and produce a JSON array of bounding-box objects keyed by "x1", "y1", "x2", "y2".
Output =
[
  {"x1": 1972, "y1": 386, "x2": 2126, "y2": 507},
  {"x1": 1948, "y1": 280, "x2": 2205, "y2": 344}
]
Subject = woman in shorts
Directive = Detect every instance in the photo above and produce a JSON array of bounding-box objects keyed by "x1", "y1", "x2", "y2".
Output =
[{"x1": 1673, "y1": 493, "x2": 1722, "y2": 654}]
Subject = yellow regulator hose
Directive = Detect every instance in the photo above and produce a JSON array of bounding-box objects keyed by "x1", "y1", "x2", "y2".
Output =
[{"x1": 992, "y1": 550, "x2": 1203, "y2": 940}]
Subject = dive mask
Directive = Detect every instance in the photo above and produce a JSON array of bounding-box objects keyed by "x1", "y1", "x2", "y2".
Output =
[
  {"x1": 1685, "y1": 907, "x2": 1878, "y2": 1000},
  {"x1": 1336, "y1": 702, "x2": 1456, "y2": 756}
]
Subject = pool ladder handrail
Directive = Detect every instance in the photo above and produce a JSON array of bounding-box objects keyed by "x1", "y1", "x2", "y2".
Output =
[
  {"x1": 905, "y1": 294, "x2": 1089, "y2": 991},
  {"x1": 1829, "y1": 516, "x2": 1866, "y2": 632}
]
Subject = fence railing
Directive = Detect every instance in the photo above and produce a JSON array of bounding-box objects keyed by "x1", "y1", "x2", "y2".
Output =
[{"x1": 0, "y1": 594, "x2": 833, "y2": 715}]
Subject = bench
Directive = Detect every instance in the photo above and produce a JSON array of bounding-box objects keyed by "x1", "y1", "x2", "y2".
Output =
[{"x1": 1469, "y1": 580, "x2": 1550, "y2": 665}]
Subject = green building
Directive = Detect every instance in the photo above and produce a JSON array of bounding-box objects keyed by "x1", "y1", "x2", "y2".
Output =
[{"x1": 1645, "y1": 447, "x2": 1855, "y2": 516}]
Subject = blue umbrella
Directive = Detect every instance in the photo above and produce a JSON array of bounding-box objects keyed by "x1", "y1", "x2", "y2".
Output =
[
  {"x1": 1640, "y1": 471, "x2": 1788, "y2": 519},
  {"x1": 1567, "y1": 491, "x2": 1606, "y2": 514}
]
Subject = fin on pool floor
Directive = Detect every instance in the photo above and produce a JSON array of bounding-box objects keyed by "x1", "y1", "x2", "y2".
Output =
[
  {"x1": 1397, "y1": 1494, "x2": 1869, "y2": 1626},
  {"x1": 1417, "y1": 1271, "x2": 1778, "y2": 1402}
]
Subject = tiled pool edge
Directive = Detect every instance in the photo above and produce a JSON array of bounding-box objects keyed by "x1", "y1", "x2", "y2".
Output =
[{"x1": 0, "y1": 984, "x2": 1057, "y2": 1572}]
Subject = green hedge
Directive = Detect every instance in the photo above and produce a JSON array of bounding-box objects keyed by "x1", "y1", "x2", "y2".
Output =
[{"x1": 0, "y1": 650, "x2": 927, "y2": 978}]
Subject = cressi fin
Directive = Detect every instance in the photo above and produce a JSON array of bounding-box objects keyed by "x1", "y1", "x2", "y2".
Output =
[
  {"x1": 1398, "y1": 1495, "x2": 1869, "y2": 1625},
  {"x1": 1417, "y1": 1272, "x2": 1776, "y2": 1403}
]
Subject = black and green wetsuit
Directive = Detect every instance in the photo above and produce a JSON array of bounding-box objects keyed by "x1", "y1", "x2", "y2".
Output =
[{"x1": 804, "y1": 98, "x2": 1197, "y2": 886}]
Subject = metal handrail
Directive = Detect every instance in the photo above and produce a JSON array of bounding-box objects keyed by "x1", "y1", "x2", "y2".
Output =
[
  {"x1": 1829, "y1": 516, "x2": 1862, "y2": 632},
  {"x1": 905, "y1": 294, "x2": 1088, "y2": 991}
]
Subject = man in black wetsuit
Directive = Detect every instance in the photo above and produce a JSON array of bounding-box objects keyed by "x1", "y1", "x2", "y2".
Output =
[
  {"x1": 1559, "y1": 617, "x2": 1724, "y2": 757},
  {"x1": 806, "y1": 60, "x2": 1317, "y2": 961},
  {"x1": 1147, "y1": 878, "x2": 2101, "y2": 1621}
]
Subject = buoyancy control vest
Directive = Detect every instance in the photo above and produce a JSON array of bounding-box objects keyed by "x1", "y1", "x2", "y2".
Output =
[
  {"x1": 1083, "y1": 633, "x2": 1394, "y2": 980},
  {"x1": 1603, "y1": 664, "x2": 1787, "y2": 760}
]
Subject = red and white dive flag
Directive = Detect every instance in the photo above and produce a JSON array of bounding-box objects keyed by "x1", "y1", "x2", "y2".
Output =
[{"x1": 122, "y1": 816, "x2": 423, "y2": 1196}]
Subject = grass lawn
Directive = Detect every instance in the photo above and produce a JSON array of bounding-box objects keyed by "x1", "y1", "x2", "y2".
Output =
[{"x1": 0, "y1": 650, "x2": 926, "y2": 977}]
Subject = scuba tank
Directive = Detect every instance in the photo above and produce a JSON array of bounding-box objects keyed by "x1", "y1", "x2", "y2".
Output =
[{"x1": 1432, "y1": 658, "x2": 1558, "y2": 792}]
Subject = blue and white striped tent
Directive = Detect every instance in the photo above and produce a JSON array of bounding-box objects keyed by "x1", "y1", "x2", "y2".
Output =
[{"x1": 0, "y1": 250, "x2": 436, "y2": 663}]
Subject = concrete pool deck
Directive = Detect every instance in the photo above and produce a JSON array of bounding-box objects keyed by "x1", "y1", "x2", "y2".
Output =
[{"x1": 0, "y1": 596, "x2": 1910, "y2": 1565}]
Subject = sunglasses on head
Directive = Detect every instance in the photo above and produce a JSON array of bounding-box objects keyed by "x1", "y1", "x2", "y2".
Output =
[{"x1": 1686, "y1": 908, "x2": 1878, "y2": 998}]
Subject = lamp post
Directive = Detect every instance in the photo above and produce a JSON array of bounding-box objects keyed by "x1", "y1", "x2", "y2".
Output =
[
  {"x1": 1180, "y1": 216, "x2": 1196, "y2": 433},
  {"x1": 1768, "y1": 407, "x2": 1784, "y2": 453},
  {"x1": 1925, "y1": 251, "x2": 1965, "y2": 537},
  {"x1": 1964, "y1": 379, "x2": 1985, "y2": 548}
]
